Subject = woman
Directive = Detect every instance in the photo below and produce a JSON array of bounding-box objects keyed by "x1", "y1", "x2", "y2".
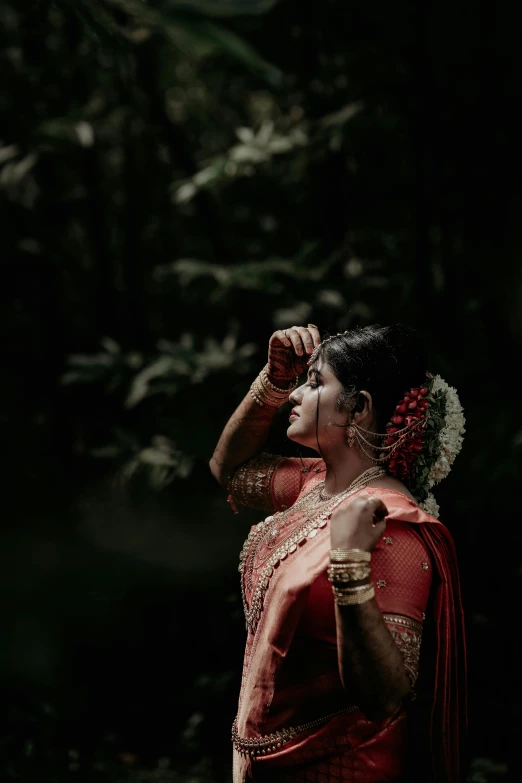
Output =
[{"x1": 210, "y1": 324, "x2": 466, "y2": 783}]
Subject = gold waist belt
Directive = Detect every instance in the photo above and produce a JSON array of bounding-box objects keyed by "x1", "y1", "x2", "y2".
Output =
[{"x1": 232, "y1": 704, "x2": 359, "y2": 757}]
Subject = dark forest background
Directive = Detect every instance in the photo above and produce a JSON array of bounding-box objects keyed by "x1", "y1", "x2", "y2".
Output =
[{"x1": 1, "y1": 0, "x2": 521, "y2": 780}]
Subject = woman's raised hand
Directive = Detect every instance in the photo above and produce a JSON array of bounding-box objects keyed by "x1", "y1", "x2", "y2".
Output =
[
  {"x1": 267, "y1": 324, "x2": 321, "y2": 382},
  {"x1": 330, "y1": 495, "x2": 388, "y2": 553}
]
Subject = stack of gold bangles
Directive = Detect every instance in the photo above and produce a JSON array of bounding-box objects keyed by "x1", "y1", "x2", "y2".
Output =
[
  {"x1": 328, "y1": 548, "x2": 375, "y2": 605},
  {"x1": 250, "y1": 364, "x2": 299, "y2": 407}
]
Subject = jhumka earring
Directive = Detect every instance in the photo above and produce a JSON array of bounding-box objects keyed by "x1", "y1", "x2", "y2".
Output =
[{"x1": 345, "y1": 425, "x2": 356, "y2": 448}]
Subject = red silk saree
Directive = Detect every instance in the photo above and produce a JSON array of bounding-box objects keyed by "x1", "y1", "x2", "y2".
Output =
[{"x1": 230, "y1": 456, "x2": 466, "y2": 783}]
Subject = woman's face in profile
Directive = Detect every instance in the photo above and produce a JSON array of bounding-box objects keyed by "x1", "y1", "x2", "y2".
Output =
[{"x1": 287, "y1": 360, "x2": 349, "y2": 453}]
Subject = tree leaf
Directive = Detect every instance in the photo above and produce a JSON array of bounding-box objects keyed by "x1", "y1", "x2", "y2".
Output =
[
  {"x1": 160, "y1": 0, "x2": 282, "y2": 17},
  {"x1": 58, "y1": 0, "x2": 126, "y2": 47},
  {"x1": 164, "y1": 15, "x2": 283, "y2": 86},
  {"x1": 138, "y1": 447, "x2": 177, "y2": 466}
]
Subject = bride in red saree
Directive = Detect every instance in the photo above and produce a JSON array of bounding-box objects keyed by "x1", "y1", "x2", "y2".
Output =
[{"x1": 210, "y1": 324, "x2": 466, "y2": 783}]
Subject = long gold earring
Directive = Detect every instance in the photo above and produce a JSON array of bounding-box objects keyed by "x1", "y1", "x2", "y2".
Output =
[{"x1": 346, "y1": 425, "x2": 356, "y2": 448}]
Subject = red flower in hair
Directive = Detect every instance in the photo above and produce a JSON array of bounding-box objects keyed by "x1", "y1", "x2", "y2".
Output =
[{"x1": 385, "y1": 386, "x2": 430, "y2": 479}]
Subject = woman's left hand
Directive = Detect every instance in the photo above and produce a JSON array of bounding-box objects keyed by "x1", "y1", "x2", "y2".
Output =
[{"x1": 330, "y1": 495, "x2": 389, "y2": 553}]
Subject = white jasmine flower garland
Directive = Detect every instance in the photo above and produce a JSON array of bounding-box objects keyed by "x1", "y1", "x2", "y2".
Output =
[
  {"x1": 408, "y1": 375, "x2": 465, "y2": 517},
  {"x1": 427, "y1": 376, "x2": 466, "y2": 488},
  {"x1": 419, "y1": 492, "x2": 440, "y2": 518}
]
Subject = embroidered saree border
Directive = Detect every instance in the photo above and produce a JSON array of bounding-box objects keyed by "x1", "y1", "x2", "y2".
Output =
[{"x1": 232, "y1": 705, "x2": 359, "y2": 757}]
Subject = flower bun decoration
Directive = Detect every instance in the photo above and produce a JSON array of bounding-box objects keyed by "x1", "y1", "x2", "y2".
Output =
[{"x1": 384, "y1": 374, "x2": 465, "y2": 517}]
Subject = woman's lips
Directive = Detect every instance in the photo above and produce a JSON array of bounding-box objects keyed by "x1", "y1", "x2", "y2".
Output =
[{"x1": 289, "y1": 409, "x2": 300, "y2": 422}]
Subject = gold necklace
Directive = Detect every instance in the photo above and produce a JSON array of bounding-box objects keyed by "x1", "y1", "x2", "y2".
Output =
[
  {"x1": 243, "y1": 466, "x2": 385, "y2": 594},
  {"x1": 318, "y1": 467, "x2": 384, "y2": 501},
  {"x1": 259, "y1": 466, "x2": 385, "y2": 559},
  {"x1": 239, "y1": 466, "x2": 386, "y2": 634}
]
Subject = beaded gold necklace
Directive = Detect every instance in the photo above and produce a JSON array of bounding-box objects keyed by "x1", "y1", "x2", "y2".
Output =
[{"x1": 238, "y1": 466, "x2": 385, "y2": 634}]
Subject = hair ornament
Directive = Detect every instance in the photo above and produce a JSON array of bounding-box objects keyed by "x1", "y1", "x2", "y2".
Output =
[
  {"x1": 385, "y1": 374, "x2": 465, "y2": 516},
  {"x1": 308, "y1": 330, "x2": 351, "y2": 366}
]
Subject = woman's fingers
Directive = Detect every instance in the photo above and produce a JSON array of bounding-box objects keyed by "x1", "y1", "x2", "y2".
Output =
[
  {"x1": 273, "y1": 329, "x2": 292, "y2": 348},
  {"x1": 285, "y1": 326, "x2": 315, "y2": 355},
  {"x1": 307, "y1": 324, "x2": 321, "y2": 348},
  {"x1": 371, "y1": 498, "x2": 388, "y2": 523},
  {"x1": 355, "y1": 495, "x2": 388, "y2": 524},
  {"x1": 272, "y1": 324, "x2": 320, "y2": 356},
  {"x1": 372, "y1": 518, "x2": 387, "y2": 536},
  {"x1": 294, "y1": 327, "x2": 315, "y2": 355},
  {"x1": 284, "y1": 327, "x2": 306, "y2": 356}
]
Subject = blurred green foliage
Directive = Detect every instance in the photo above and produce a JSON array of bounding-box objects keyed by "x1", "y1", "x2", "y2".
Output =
[{"x1": 1, "y1": 0, "x2": 520, "y2": 780}]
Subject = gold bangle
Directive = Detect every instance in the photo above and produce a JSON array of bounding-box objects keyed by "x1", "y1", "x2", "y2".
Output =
[
  {"x1": 250, "y1": 387, "x2": 265, "y2": 407},
  {"x1": 261, "y1": 365, "x2": 299, "y2": 393},
  {"x1": 250, "y1": 373, "x2": 289, "y2": 408},
  {"x1": 334, "y1": 586, "x2": 375, "y2": 606},
  {"x1": 327, "y1": 566, "x2": 371, "y2": 582},
  {"x1": 327, "y1": 563, "x2": 372, "y2": 579},
  {"x1": 328, "y1": 573, "x2": 372, "y2": 582},
  {"x1": 332, "y1": 580, "x2": 372, "y2": 594},
  {"x1": 259, "y1": 370, "x2": 292, "y2": 397},
  {"x1": 330, "y1": 549, "x2": 371, "y2": 563},
  {"x1": 250, "y1": 377, "x2": 281, "y2": 408}
]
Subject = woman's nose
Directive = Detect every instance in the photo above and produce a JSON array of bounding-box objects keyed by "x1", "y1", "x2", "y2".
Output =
[{"x1": 289, "y1": 385, "x2": 304, "y2": 406}]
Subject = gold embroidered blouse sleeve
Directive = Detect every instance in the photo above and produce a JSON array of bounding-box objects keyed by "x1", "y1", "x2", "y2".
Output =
[
  {"x1": 382, "y1": 614, "x2": 423, "y2": 687},
  {"x1": 228, "y1": 452, "x2": 285, "y2": 512},
  {"x1": 228, "y1": 454, "x2": 324, "y2": 513}
]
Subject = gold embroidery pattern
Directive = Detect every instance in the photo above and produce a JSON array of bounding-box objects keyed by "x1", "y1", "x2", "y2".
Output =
[
  {"x1": 229, "y1": 453, "x2": 285, "y2": 512},
  {"x1": 384, "y1": 614, "x2": 423, "y2": 686},
  {"x1": 239, "y1": 477, "x2": 383, "y2": 635},
  {"x1": 376, "y1": 579, "x2": 387, "y2": 588},
  {"x1": 422, "y1": 561, "x2": 429, "y2": 571},
  {"x1": 232, "y1": 705, "x2": 358, "y2": 757},
  {"x1": 382, "y1": 614, "x2": 422, "y2": 634},
  {"x1": 238, "y1": 497, "x2": 329, "y2": 634},
  {"x1": 384, "y1": 536, "x2": 393, "y2": 545}
]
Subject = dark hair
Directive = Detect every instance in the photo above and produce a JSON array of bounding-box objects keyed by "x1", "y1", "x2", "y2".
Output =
[{"x1": 316, "y1": 324, "x2": 427, "y2": 432}]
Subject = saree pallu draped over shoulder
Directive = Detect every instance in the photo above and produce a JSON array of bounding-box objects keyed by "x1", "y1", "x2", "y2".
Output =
[{"x1": 232, "y1": 470, "x2": 466, "y2": 783}]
